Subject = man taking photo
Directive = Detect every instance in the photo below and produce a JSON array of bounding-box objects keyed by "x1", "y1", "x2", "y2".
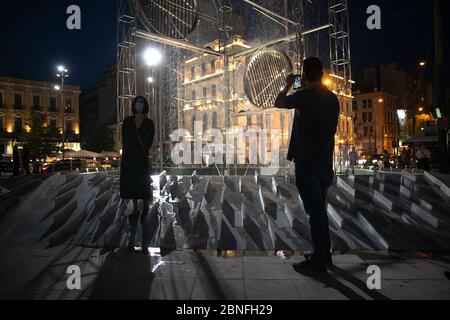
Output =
[{"x1": 275, "y1": 57, "x2": 340, "y2": 272}]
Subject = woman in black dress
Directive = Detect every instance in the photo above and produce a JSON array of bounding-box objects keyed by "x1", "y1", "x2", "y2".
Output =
[{"x1": 120, "y1": 96, "x2": 155, "y2": 252}]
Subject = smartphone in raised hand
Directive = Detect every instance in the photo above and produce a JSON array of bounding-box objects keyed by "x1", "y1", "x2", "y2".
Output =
[{"x1": 293, "y1": 75, "x2": 303, "y2": 91}]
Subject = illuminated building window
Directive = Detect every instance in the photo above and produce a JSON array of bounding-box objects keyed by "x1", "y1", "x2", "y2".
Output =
[
  {"x1": 65, "y1": 98, "x2": 73, "y2": 112},
  {"x1": 212, "y1": 85, "x2": 217, "y2": 99},
  {"x1": 203, "y1": 87, "x2": 208, "y2": 99}
]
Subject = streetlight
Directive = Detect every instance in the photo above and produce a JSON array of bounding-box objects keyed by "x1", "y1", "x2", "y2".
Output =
[
  {"x1": 56, "y1": 65, "x2": 69, "y2": 161},
  {"x1": 143, "y1": 48, "x2": 163, "y2": 66},
  {"x1": 419, "y1": 61, "x2": 426, "y2": 67}
]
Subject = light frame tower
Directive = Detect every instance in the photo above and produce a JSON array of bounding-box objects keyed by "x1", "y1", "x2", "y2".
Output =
[
  {"x1": 328, "y1": 0, "x2": 353, "y2": 173},
  {"x1": 117, "y1": 0, "x2": 137, "y2": 124}
]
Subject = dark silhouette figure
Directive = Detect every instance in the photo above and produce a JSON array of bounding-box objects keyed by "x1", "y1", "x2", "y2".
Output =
[
  {"x1": 416, "y1": 144, "x2": 431, "y2": 171},
  {"x1": 383, "y1": 149, "x2": 390, "y2": 169},
  {"x1": 12, "y1": 145, "x2": 20, "y2": 177},
  {"x1": 22, "y1": 144, "x2": 30, "y2": 175},
  {"x1": 120, "y1": 96, "x2": 155, "y2": 254},
  {"x1": 275, "y1": 57, "x2": 339, "y2": 272}
]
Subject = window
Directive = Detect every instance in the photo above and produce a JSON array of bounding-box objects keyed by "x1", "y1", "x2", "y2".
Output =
[
  {"x1": 192, "y1": 90, "x2": 196, "y2": 101},
  {"x1": 14, "y1": 117, "x2": 23, "y2": 132},
  {"x1": 33, "y1": 95, "x2": 40, "y2": 107},
  {"x1": 50, "y1": 97, "x2": 57, "y2": 111},
  {"x1": 0, "y1": 115, "x2": 4, "y2": 131},
  {"x1": 210, "y1": 61, "x2": 216, "y2": 74},
  {"x1": 0, "y1": 92, "x2": 4, "y2": 106},
  {"x1": 363, "y1": 100, "x2": 367, "y2": 109},
  {"x1": 203, "y1": 87, "x2": 208, "y2": 99},
  {"x1": 368, "y1": 112, "x2": 373, "y2": 122},
  {"x1": 212, "y1": 85, "x2": 217, "y2": 98},
  {"x1": 203, "y1": 113, "x2": 208, "y2": 131},
  {"x1": 49, "y1": 119, "x2": 57, "y2": 130},
  {"x1": 66, "y1": 120, "x2": 73, "y2": 134},
  {"x1": 352, "y1": 101, "x2": 358, "y2": 111},
  {"x1": 362, "y1": 113, "x2": 367, "y2": 123},
  {"x1": 363, "y1": 127, "x2": 368, "y2": 137},
  {"x1": 212, "y1": 112, "x2": 217, "y2": 128},
  {"x1": 65, "y1": 98, "x2": 72, "y2": 112},
  {"x1": 191, "y1": 67, "x2": 195, "y2": 80},
  {"x1": 201, "y1": 63, "x2": 206, "y2": 76},
  {"x1": 14, "y1": 93, "x2": 23, "y2": 107},
  {"x1": 368, "y1": 99, "x2": 373, "y2": 108}
]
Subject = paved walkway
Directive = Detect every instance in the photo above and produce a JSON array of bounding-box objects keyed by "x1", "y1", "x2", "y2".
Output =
[{"x1": 1, "y1": 245, "x2": 449, "y2": 300}]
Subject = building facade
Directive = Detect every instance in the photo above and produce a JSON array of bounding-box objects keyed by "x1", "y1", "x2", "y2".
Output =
[
  {"x1": 0, "y1": 77, "x2": 81, "y2": 156},
  {"x1": 353, "y1": 63, "x2": 433, "y2": 137},
  {"x1": 353, "y1": 89, "x2": 400, "y2": 156},
  {"x1": 80, "y1": 64, "x2": 119, "y2": 152}
]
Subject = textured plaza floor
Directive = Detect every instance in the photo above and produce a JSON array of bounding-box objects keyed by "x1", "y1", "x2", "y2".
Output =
[{"x1": 1, "y1": 245, "x2": 449, "y2": 300}]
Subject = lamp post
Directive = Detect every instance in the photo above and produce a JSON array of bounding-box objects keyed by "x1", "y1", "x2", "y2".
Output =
[{"x1": 56, "y1": 66, "x2": 69, "y2": 161}]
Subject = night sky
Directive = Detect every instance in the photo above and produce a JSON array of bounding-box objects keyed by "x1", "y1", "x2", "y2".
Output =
[{"x1": 0, "y1": 0, "x2": 448, "y2": 90}]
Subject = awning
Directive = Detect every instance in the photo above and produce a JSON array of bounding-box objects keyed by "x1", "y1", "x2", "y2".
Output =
[{"x1": 64, "y1": 150, "x2": 104, "y2": 159}]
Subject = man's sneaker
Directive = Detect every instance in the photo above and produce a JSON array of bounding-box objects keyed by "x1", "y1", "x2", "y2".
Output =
[
  {"x1": 304, "y1": 252, "x2": 333, "y2": 266},
  {"x1": 293, "y1": 260, "x2": 327, "y2": 273}
]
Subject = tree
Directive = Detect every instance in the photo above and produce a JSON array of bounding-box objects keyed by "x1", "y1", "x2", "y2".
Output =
[{"x1": 19, "y1": 111, "x2": 59, "y2": 161}]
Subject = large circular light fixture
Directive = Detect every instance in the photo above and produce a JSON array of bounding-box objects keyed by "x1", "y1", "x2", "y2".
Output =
[
  {"x1": 132, "y1": 0, "x2": 199, "y2": 39},
  {"x1": 244, "y1": 48, "x2": 293, "y2": 109}
]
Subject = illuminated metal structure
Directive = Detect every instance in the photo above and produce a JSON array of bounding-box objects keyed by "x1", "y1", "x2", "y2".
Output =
[
  {"x1": 117, "y1": 0, "x2": 137, "y2": 124},
  {"x1": 116, "y1": 0, "x2": 353, "y2": 172},
  {"x1": 244, "y1": 49, "x2": 293, "y2": 110},
  {"x1": 329, "y1": 0, "x2": 353, "y2": 172}
]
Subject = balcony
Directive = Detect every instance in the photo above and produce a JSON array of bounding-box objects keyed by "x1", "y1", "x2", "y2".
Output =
[
  {"x1": 13, "y1": 105, "x2": 25, "y2": 111},
  {"x1": 64, "y1": 108, "x2": 75, "y2": 114},
  {"x1": 48, "y1": 107, "x2": 59, "y2": 113}
]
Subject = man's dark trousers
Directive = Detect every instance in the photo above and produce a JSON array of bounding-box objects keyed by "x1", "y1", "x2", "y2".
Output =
[{"x1": 295, "y1": 167, "x2": 333, "y2": 267}]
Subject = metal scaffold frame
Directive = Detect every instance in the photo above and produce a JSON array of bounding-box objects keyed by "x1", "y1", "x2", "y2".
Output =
[
  {"x1": 117, "y1": 0, "x2": 137, "y2": 124},
  {"x1": 329, "y1": 0, "x2": 353, "y2": 173},
  {"x1": 116, "y1": 0, "x2": 353, "y2": 173}
]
